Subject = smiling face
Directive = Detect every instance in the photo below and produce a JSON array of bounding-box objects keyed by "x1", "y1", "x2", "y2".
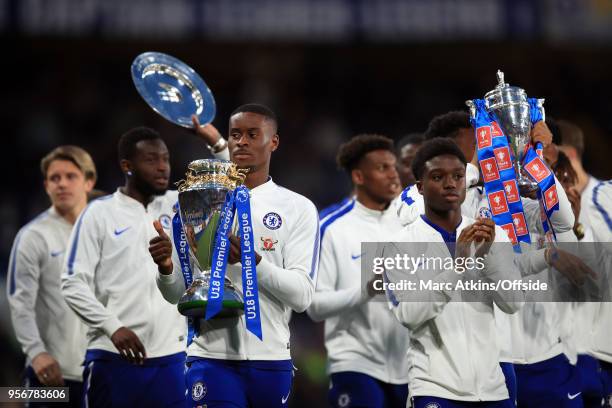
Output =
[
  {"x1": 126, "y1": 139, "x2": 170, "y2": 196},
  {"x1": 418, "y1": 154, "x2": 466, "y2": 212},
  {"x1": 44, "y1": 159, "x2": 94, "y2": 213},
  {"x1": 228, "y1": 112, "x2": 278, "y2": 171}
]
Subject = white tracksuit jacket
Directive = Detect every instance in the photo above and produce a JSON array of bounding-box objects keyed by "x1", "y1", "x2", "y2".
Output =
[
  {"x1": 7, "y1": 207, "x2": 88, "y2": 381},
  {"x1": 385, "y1": 215, "x2": 523, "y2": 401},
  {"x1": 307, "y1": 200, "x2": 410, "y2": 384},
  {"x1": 61, "y1": 189, "x2": 187, "y2": 358}
]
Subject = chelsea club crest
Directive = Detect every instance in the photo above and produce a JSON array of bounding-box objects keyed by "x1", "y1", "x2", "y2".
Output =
[
  {"x1": 192, "y1": 381, "x2": 207, "y2": 401},
  {"x1": 263, "y1": 212, "x2": 282, "y2": 230}
]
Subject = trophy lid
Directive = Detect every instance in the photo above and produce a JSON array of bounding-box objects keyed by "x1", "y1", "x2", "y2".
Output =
[
  {"x1": 177, "y1": 159, "x2": 248, "y2": 192},
  {"x1": 484, "y1": 70, "x2": 527, "y2": 111}
]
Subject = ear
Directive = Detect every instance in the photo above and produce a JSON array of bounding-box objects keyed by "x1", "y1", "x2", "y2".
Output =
[
  {"x1": 84, "y1": 178, "x2": 95, "y2": 193},
  {"x1": 270, "y1": 133, "x2": 279, "y2": 153},
  {"x1": 120, "y1": 159, "x2": 132, "y2": 176},
  {"x1": 416, "y1": 180, "x2": 423, "y2": 195},
  {"x1": 351, "y1": 169, "x2": 364, "y2": 186}
]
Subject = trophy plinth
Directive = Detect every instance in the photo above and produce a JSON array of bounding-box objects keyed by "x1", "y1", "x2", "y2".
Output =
[
  {"x1": 176, "y1": 159, "x2": 248, "y2": 319},
  {"x1": 484, "y1": 70, "x2": 539, "y2": 195},
  {"x1": 177, "y1": 275, "x2": 244, "y2": 318}
]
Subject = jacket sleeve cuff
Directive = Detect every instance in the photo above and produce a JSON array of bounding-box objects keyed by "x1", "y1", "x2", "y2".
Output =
[
  {"x1": 158, "y1": 269, "x2": 179, "y2": 284},
  {"x1": 26, "y1": 344, "x2": 48, "y2": 362},
  {"x1": 101, "y1": 316, "x2": 123, "y2": 338}
]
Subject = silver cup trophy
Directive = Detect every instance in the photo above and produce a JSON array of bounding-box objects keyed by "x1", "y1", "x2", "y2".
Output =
[
  {"x1": 175, "y1": 159, "x2": 248, "y2": 318},
  {"x1": 467, "y1": 70, "x2": 542, "y2": 194}
]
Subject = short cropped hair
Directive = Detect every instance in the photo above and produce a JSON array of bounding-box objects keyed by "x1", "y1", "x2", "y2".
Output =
[
  {"x1": 118, "y1": 127, "x2": 161, "y2": 161},
  {"x1": 40, "y1": 145, "x2": 97, "y2": 182},
  {"x1": 411, "y1": 137, "x2": 467, "y2": 181},
  {"x1": 546, "y1": 118, "x2": 563, "y2": 146},
  {"x1": 336, "y1": 134, "x2": 395, "y2": 173},
  {"x1": 230, "y1": 103, "x2": 278, "y2": 132},
  {"x1": 423, "y1": 111, "x2": 471, "y2": 140},
  {"x1": 396, "y1": 133, "x2": 424, "y2": 155},
  {"x1": 557, "y1": 119, "x2": 584, "y2": 157}
]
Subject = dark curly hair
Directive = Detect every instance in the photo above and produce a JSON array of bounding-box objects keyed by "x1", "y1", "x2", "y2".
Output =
[
  {"x1": 336, "y1": 134, "x2": 395, "y2": 173},
  {"x1": 411, "y1": 137, "x2": 467, "y2": 181},
  {"x1": 423, "y1": 111, "x2": 471, "y2": 140}
]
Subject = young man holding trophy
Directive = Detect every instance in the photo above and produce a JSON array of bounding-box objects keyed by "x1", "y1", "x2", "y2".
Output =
[
  {"x1": 7, "y1": 146, "x2": 96, "y2": 407},
  {"x1": 150, "y1": 104, "x2": 320, "y2": 408},
  {"x1": 61, "y1": 127, "x2": 188, "y2": 407},
  {"x1": 384, "y1": 138, "x2": 523, "y2": 408}
]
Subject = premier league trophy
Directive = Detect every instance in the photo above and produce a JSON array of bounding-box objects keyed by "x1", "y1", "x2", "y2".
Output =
[
  {"x1": 175, "y1": 159, "x2": 248, "y2": 318},
  {"x1": 468, "y1": 70, "x2": 541, "y2": 194}
]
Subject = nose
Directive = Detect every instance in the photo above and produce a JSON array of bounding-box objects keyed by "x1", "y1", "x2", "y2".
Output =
[
  {"x1": 157, "y1": 158, "x2": 170, "y2": 173},
  {"x1": 235, "y1": 133, "x2": 250, "y2": 147},
  {"x1": 443, "y1": 175, "x2": 457, "y2": 189},
  {"x1": 57, "y1": 175, "x2": 69, "y2": 188}
]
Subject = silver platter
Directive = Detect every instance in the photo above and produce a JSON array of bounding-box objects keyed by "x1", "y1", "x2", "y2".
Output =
[{"x1": 131, "y1": 52, "x2": 216, "y2": 128}]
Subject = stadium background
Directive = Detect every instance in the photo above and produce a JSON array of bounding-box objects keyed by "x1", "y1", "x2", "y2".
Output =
[{"x1": 1, "y1": 1, "x2": 612, "y2": 406}]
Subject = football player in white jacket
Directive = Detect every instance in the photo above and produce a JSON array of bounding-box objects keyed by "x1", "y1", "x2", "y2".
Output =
[
  {"x1": 307, "y1": 134, "x2": 409, "y2": 408},
  {"x1": 7, "y1": 146, "x2": 96, "y2": 406},
  {"x1": 385, "y1": 137, "x2": 523, "y2": 408},
  {"x1": 61, "y1": 127, "x2": 187, "y2": 407},
  {"x1": 150, "y1": 104, "x2": 320, "y2": 408}
]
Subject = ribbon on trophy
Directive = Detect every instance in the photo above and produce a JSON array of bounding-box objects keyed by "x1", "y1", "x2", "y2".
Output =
[
  {"x1": 206, "y1": 186, "x2": 263, "y2": 340},
  {"x1": 171, "y1": 205, "x2": 199, "y2": 346},
  {"x1": 470, "y1": 98, "x2": 559, "y2": 252},
  {"x1": 525, "y1": 98, "x2": 559, "y2": 243}
]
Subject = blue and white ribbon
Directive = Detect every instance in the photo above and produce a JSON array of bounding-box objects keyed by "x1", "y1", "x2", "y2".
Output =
[
  {"x1": 171, "y1": 206, "x2": 199, "y2": 346},
  {"x1": 235, "y1": 186, "x2": 263, "y2": 340},
  {"x1": 205, "y1": 191, "x2": 236, "y2": 320},
  {"x1": 204, "y1": 187, "x2": 263, "y2": 340}
]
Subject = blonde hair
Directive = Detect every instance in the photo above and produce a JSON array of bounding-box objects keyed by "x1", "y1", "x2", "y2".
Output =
[{"x1": 40, "y1": 145, "x2": 97, "y2": 182}]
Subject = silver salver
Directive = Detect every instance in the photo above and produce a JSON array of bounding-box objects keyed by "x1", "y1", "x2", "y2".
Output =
[{"x1": 131, "y1": 52, "x2": 216, "y2": 128}]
